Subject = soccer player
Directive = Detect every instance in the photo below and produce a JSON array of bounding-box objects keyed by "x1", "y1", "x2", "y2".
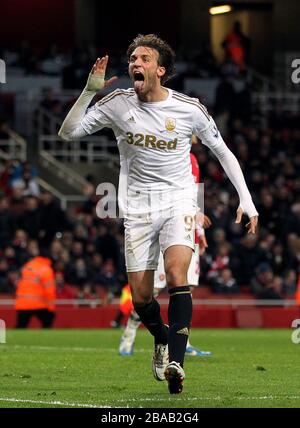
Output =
[
  {"x1": 119, "y1": 152, "x2": 212, "y2": 358},
  {"x1": 58, "y1": 34, "x2": 258, "y2": 394}
]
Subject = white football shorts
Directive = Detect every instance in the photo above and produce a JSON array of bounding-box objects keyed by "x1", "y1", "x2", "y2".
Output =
[{"x1": 124, "y1": 212, "x2": 196, "y2": 272}]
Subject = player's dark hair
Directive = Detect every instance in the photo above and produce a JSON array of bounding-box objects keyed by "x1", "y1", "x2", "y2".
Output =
[{"x1": 127, "y1": 34, "x2": 176, "y2": 84}]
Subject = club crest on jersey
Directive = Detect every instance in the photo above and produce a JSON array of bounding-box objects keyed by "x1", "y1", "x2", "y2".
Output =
[{"x1": 165, "y1": 117, "x2": 176, "y2": 132}]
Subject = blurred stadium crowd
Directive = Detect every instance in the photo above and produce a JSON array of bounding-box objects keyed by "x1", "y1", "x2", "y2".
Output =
[
  {"x1": 0, "y1": 40, "x2": 242, "y2": 88},
  {"x1": 0, "y1": 175, "x2": 126, "y2": 301},
  {"x1": 0, "y1": 40, "x2": 299, "y2": 302}
]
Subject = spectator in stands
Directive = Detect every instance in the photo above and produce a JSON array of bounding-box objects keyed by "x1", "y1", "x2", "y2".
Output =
[
  {"x1": 282, "y1": 269, "x2": 297, "y2": 296},
  {"x1": 208, "y1": 227, "x2": 227, "y2": 253},
  {"x1": 89, "y1": 253, "x2": 103, "y2": 280},
  {"x1": 11, "y1": 229, "x2": 29, "y2": 267},
  {"x1": 95, "y1": 223, "x2": 120, "y2": 268},
  {"x1": 222, "y1": 21, "x2": 250, "y2": 72},
  {"x1": 10, "y1": 161, "x2": 38, "y2": 184},
  {"x1": 207, "y1": 242, "x2": 233, "y2": 281},
  {"x1": 269, "y1": 242, "x2": 288, "y2": 275},
  {"x1": 39, "y1": 191, "x2": 71, "y2": 247},
  {"x1": 86, "y1": 242, "x2": 98, "y2": 260},
  {"x1": 73, "y1": 223, "x2": 89, "y2": 245},
  {"x1": 205, "y1": 199, "x2": 228, "y2": 232},
  {"x1": 257, "y1": 190, "x2": 278, "y2": 235},
  {"x1": 9, "y1": 188, "x2": 25, "y2": 217},
  {"x1": 251, "y1": 263, "x2": 281, "y2": 299},
  {"x1": 7, "y1": 268, "x2": 19, "y2": 294},
  {"x1": 49, "y1": 239, "x2": 64, "y2": 263},
  {"x1": 70, "y1": 240, "x2": 85, "y2": 261},
  {"x1": 27, "y1": 239, "x2": 40, "y2": 259},
  {"x1": 11, "y1": 170, "x2": 40, "y2": 197},
  {"x1": 257, "y1": 275, "x2": 283, "y2": 301},
  {"x1": 212, "y1": 268, "x2": 239, "y2": 295},
  {"x1": 82, "y1": 213, "x2": 97, "y2": 237},
  {"x1": 3, "y1": 246, "x2": 18, "y2": 270},
  {"x1": 65, "y1": 257, "x2": 93, "y2": 298},
  {"x1": 18, "y1": 196, "x2": 40, "y2": 239},
  {"x1": 96, "y1": 259, "x2": 120, "y2": 300},
  {"x1": 61, "y1": 231, "x2": 74, "y2": 251},
  {"x1": 235, "y1": 235, "x2": 268, "y2": 286}
]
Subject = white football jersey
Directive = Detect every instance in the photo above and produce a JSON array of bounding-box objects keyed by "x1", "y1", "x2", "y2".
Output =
[{"x1": 80, "y1": 87, "x2": 214, "y2": 218}]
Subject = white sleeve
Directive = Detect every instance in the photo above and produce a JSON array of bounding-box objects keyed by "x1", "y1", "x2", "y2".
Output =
[
  {"x1": 193, "y1": 108, "x2": 258, "y2": 218},
  {"x1": 58, "y1": 89, "x2": 113, "y2": 141}
]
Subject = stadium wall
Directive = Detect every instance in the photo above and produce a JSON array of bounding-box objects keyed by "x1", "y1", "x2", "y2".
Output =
[{"x1": 1, "y1": 306, "x2": 299, "y2": 329}]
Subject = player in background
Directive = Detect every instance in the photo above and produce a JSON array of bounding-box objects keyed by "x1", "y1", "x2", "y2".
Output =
[
  {"x1": 119, "y1": 152, "x2": 212, "y2": 357},
  {"x1": 58, "y1": 34, "x2": 258, "y2": 394}
]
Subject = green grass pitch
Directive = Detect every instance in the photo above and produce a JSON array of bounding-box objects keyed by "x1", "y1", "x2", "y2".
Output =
[{"x1": 0, "y1": 328, "x2": 299, "y2": 408}]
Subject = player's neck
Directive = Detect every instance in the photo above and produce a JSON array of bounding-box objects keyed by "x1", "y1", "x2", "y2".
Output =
[{"x1": 137, "y1": 86, "x2": 169, "y2": 103}]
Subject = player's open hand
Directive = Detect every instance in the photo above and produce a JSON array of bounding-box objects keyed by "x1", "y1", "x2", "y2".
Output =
[
  {"x1": 86, "y1": 55, "x2": 118, "y2": 92},
  {"x1": 235, "y1": 207, "x2": 258, "y2": 234},
  {"x1": 196, "y1": 212, "x2": 212, "y2": 229},
  {"x1": 203, "y1": 215, "x2": 212, "y2": 229}
]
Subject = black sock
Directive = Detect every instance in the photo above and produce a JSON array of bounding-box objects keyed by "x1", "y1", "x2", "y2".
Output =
[
  {"x1": 134, "y1": 299, "x2": 168, "y2": 345},
  {"x1": 168, "y1": 286, "x2": 192, "y2": 367}
]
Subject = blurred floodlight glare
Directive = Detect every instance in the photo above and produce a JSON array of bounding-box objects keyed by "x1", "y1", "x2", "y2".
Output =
[{"x1": 209, "y1": 5, "x2": 232, "y2": 15}]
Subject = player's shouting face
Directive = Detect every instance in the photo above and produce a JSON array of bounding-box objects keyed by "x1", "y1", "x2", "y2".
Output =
[{"x1": 128, "y1": 46, "x2": 166, "y2": 97}]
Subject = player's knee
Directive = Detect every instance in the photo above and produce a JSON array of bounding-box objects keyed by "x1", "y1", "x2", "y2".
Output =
[
  {"x1": 132, "y1": 290, "x2": 152, "y2": 307},
  {"x1": 165, "y1": 266, "x2": 187, "y2": 287}
]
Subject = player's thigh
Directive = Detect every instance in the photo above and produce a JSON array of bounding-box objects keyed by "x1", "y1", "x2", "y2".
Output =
[
  {"x1": 124, "y1": 218, "x2": 160, "y2": 273},
  {"x1": 164, "y1": 245, "x2": 193, "y2": 286},
  {"x1": 160, "y1": 213, "x2": 195, "y2": 286},
  {"x1": 128, "y1": 270, "x2": 155, "y2": 304}
]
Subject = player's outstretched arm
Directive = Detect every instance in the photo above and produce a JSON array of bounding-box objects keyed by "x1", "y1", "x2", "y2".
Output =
[
  {"x1": 58, "y1": 56, "x2": 117, "y2": 141},
  {"x1": 199, "y1": 123, "x2": 258, "y2": 234}
]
